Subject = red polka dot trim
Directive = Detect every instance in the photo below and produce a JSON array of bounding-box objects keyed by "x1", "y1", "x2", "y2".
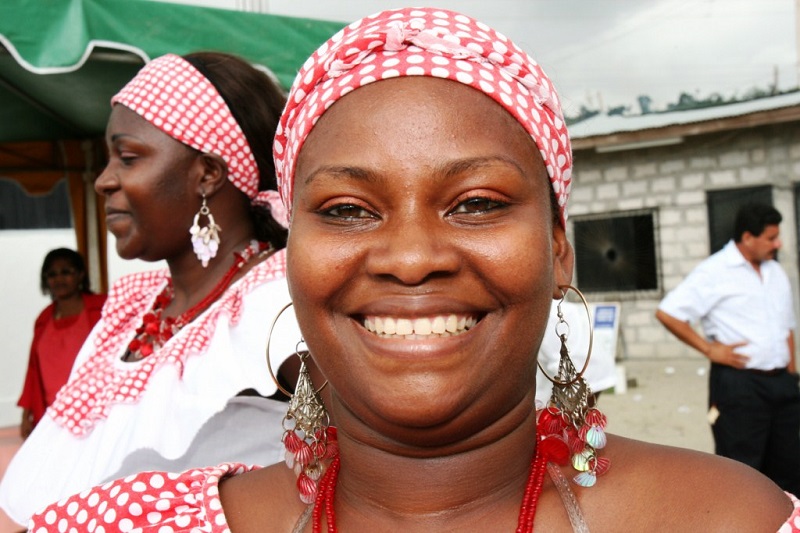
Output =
[
  {"x1": 48, "y1": 252, "x2": 287, "y2": 436},
  {"x1": 781, "y1": 493, "x2": 800, "y2": 533},
  {"x1": 29, "y1": 462, "x2": 257, "y2": 532},
  {"x1": 273, "y1": 7, "x2": 573, "y2": 227},
  {"x1": 113, "y1": 54, "x2": 260, "y2": 199}
]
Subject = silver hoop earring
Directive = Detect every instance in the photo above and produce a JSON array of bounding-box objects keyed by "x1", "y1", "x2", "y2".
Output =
[
  {"x1": 537, "y1": 285, "x2": 609, "y2": 488},
  {"x1": 266, "y1": 302, "x2": 337, "y2": 504},
  {"x1": 538, "y1": 284, "x2": 593, "y2": 386}
]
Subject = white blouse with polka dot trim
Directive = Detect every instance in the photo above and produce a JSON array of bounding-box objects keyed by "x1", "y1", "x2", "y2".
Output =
[{"x1": 0, "y1": 250, "x2": 302, "y2": 527}]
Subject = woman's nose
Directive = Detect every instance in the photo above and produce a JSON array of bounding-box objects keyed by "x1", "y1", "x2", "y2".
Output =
[
  {"x1": 365, "y1": 213, "x2": 460, "y2": 285},
  {"x1": 94, "y1": 165, "x2": 117, "y2": 195}
]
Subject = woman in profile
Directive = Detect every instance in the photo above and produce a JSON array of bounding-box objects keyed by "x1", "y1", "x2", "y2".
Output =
[
  {"x1": 0, "y1": 51, "x2": 301, "y2": 527},
  {"x1": 17, "y1": 248, "x2": 106, "y2": 438}
]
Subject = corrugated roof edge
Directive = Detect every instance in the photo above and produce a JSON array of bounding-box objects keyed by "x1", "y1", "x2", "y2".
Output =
[{"x1": 569, "y1": 91, "x2": 800, "y2": 141}]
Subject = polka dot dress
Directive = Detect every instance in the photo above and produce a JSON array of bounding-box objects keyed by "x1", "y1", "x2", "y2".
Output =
[
  {"x1": 273, "y1": 7, "x2": 573, "y2": 227},
  {"x1": 29, "y1": 463, "x2": 257, "y2": 532},
  {"x1": 48, "y1": 252, "x2": 286, "y2": 436}
]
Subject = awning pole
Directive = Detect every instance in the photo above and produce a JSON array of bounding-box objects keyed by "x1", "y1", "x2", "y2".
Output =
[{"x1": 81, "y1": 140, "x2": 101, "y2": 293}]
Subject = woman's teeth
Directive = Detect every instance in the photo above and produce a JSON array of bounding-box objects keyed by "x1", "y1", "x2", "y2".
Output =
[{"x1": 363, "y1": 315, "x2": 477, "y2": 338}]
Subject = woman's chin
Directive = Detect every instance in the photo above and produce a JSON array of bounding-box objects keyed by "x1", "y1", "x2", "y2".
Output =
[
  {"x1": 113, "y1": 240, "x2": 144, "y2": 262},
  {"x1": 113, "y1": 245, "x2": 137, "y2": 261},
  {"x1": 354, "y1": 388, "x2": 468, "y2": 432},
  {"x1": 51, "y1": 289, "x2": 79, "y2": 300}
]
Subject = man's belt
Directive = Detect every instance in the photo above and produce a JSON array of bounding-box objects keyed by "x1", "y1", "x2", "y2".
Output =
[{"x1": 746, "y1": 367, "x2": 787, "y2": 377}]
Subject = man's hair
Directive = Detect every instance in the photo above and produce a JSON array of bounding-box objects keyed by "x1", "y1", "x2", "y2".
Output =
[{"x1": 733, "y1": 203, "x2": 782, "y2": 242}]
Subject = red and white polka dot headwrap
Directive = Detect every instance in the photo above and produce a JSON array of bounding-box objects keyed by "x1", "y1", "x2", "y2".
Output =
[
  {"x1": 113, "y1": 54, "x2": 286, "y2": 222},
  {"x1": 273, "y1": 7, "x2": 572, "y2": 227}
]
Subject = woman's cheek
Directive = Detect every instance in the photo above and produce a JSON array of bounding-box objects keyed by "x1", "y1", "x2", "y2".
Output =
[{"x1": 288, "y1": 224, "x2": 348, "y2": 307}]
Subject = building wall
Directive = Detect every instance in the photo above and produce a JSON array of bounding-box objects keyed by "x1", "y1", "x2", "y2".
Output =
[{"x1": 568, "y1": 121, "x2": 800, "y2": 361}]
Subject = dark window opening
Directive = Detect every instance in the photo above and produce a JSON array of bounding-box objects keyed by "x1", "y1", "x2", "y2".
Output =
[
  {"x1": 0, "y1": 178, "x2": 72, "y2": 229},
  {"x1": 573, "y1": 210, "x2": 658, "y2": 292}
]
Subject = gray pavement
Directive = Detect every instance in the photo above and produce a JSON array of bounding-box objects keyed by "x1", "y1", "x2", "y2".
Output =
[{"x1": 598, "y1": 357, "x2": 714, "y2": 453}]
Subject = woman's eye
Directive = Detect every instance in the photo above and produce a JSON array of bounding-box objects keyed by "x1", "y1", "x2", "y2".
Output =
[
  {"x1": 451, "y1": 197, "x2": 505, "y2": 214},
  {"x1": 119, "y1": 152, "x2": 138, "y2": 165},
  {"x1": 324, "y1": 204, "x2": 373, "y2": 219}
]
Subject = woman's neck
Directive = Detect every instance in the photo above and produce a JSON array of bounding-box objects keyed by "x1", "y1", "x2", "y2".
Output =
[
  {"x1": 165, "y1": 226, "x2": 258, "y2": 316},
  {"x1": 329, "y1": 397, "x2": 540, "y2": 531},
  {"x1": 54, "y1": 292, "x2": 84, "y2": 319}
]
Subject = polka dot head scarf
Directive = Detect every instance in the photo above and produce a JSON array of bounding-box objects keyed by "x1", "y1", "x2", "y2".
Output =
[
  {"x1": 273, "y1": 7, "x2": 572, "y2": 227},
  {"x1": 112, "y1": 54, "x2": 283, "y2": 216}
]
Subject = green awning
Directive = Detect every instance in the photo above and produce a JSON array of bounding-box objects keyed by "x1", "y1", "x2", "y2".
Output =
[
  {"x1": 0, "y1": 0, "x2": 344, "y2": 291},
  {"x1": 0, "y1": 0, "x2": 344, "y2": 142}
]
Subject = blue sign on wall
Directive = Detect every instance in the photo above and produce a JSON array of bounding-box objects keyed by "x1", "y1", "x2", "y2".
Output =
[{"x1": 594, "y1": 305, "x2": 617, "y2": 328}]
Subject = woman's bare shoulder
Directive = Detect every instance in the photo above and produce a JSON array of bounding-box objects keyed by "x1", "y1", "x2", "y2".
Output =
[
  {"x1": 577, "y1": 434, "x2": 793, "y2": 531},
  {"x1": 220, "y1": 462, "x2": 308, "y2": 533}
]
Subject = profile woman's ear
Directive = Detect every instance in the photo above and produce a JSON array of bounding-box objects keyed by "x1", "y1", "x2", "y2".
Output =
[
  {"x1": 552, "y1": 224, "x2": 574, "y2": 298},
  {"x1": 195, "y1": 153, "x2": 228, "y2": 197}
]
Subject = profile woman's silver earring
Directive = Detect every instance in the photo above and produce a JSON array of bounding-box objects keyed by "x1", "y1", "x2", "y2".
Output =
[
  {"x1": 266, "y1": 302, "x2": 337, "y2": 504},
  {"x1": 189, "y1": 193, "x2": 221, "y2": 268},
  {"x1": 537, "y1": 284, "x2": 610, "y2": 488}
]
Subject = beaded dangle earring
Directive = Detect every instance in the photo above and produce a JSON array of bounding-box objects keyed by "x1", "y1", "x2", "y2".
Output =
[
  {"x1": 189, "y1": 193, "x2": 221, "y2": 267},
  {"x1": 536, "y1": 285, "x2": 610, "y2": 487},
  {"x1": 266, "y1": 302, "x2": 338, "y2": 504}
]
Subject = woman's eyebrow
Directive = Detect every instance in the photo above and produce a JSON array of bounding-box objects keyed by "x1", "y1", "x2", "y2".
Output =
[
  {"x1": 108, "y1": 133, "x2": 142, "y2": 144},
  {"x1": 303, "y1": 165, "x2": 377, "y2": 186},
  {"x1": 440, "y1": 156, "x2": 526, "y2": 179},
  {"x1": 304, "y1": 156, "x2": 527, "y2": 187}
]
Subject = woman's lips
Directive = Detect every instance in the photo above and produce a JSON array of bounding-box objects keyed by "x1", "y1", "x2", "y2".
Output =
[
  {"x1": 363, "y1": 314, "x2": 479, "y2": 339},
  {"x1": 104, "y1": 208, "x2": 129, "y2": 226}
]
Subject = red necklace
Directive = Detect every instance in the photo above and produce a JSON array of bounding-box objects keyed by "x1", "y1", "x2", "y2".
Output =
[
  {"x1": 126, "y1": 241, "x2": 269, "y2": 360},
  {"x1": 310, "y1": 444, "x2": 548, "y2": 533}
]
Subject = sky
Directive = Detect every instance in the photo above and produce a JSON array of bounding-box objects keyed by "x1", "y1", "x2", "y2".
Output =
[{"x1": 165, "y1": 0, "x2": 797, "y2": 117}]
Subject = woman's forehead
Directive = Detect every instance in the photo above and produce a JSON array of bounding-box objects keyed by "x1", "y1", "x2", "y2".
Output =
[
  {"x1": 107, "y1": 105, "x2": 164, "y2": 139},
  {"x1": 106, "y1": 105, "x2": 197, "y2": 159}
]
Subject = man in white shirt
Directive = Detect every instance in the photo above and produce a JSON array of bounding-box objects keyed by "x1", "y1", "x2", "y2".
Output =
[{"x1": 656, "y1": 203, "x2": 800, "y2": 495}]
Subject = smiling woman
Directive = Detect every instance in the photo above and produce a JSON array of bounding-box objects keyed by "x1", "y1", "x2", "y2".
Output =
[
  {"x1": 28, "y1": 7, "x2": 800, "y2": 533},
  {"x1": 287, "y1": 77, "x2": 565, "y2": 443}
]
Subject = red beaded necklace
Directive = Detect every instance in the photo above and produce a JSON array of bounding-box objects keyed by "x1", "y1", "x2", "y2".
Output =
[
  {"x1": 310, "y1": 444, "x2": 548, "y2": 533},
  {"x1": 126, "y1": 240, "x2": 270, "y2": 360}
]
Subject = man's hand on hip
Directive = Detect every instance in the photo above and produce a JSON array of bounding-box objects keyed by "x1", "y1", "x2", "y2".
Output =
[{"x1": 706, "y1": 341, "x2": 750, "y2": 368}]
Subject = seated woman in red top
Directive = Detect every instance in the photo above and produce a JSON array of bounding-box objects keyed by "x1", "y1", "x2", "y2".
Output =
[{"x1": 18, "y1": 248, "x2": 106, "y2": 438}]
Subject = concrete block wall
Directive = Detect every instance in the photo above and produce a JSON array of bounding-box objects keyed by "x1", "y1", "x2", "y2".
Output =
[{"x1": 568, "y1": 122, "x2": 800, "y2": 361}]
